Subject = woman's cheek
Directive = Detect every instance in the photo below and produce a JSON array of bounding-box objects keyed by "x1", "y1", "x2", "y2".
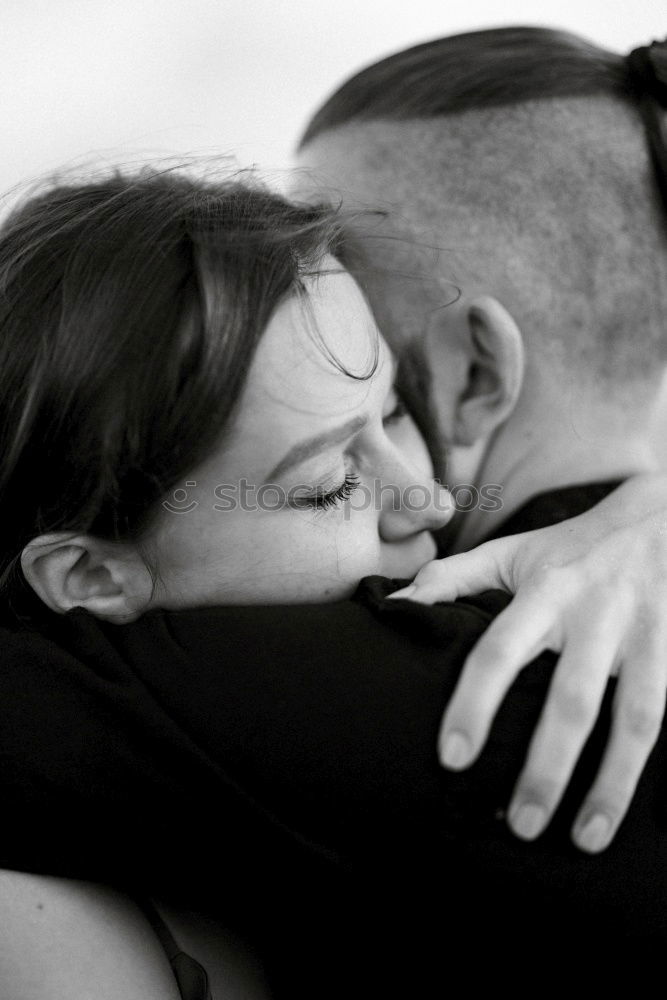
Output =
[
  {"x1": 286, "y1": 508, "x2": 383, "y2": 597},
  {"x1": 153, "y1": 503, "x2": 384, "y2": 605}
]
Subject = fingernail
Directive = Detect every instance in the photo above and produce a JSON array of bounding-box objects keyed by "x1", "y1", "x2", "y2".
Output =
[
  {"x1": 509, "y1": 803, "x2": 547, "y2": 840},
  {"x1": 440, "y1": 731, "x2": 472, "y2": 769},
  {"x1": 388, "y1": 584, "x2": 417, "y2": 600},
  {"x1": 575, "y1": 813, "x2": 611, "y2": 854}
]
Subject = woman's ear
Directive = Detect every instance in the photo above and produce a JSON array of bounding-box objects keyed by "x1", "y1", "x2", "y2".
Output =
[
  {"x1": 453, "y1": 294, "x2": 525, "y2": 446},
  {"x1": 20, "y1": 534, "x2": 154, "y2": 623}
]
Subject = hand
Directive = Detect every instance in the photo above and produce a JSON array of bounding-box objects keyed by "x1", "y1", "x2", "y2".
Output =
[{"x1": 389, "y1": 475, "x2": 667, "y2": 853}]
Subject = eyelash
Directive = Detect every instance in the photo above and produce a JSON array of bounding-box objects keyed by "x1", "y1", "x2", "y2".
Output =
[
  {"x1": 299, "y1": 395, "x2": 409, "y2": 512},
  {"x1": 309, "y1": 472, "x2": 361, "y2": 511}
]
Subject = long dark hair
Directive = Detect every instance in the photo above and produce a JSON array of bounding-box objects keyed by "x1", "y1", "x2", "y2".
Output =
[{"x1": 0, "y1": 168, "x2": 356, "y2": 601}]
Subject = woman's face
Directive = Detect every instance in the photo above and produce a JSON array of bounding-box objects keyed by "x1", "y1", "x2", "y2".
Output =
[{"x1": 146, "y1": 262, "x2": 452, "y2": 606}]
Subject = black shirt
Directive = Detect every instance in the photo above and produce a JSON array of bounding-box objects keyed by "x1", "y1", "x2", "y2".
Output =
[{"x1": 1, "y1": 482, "x2": 666, "y2": 990}]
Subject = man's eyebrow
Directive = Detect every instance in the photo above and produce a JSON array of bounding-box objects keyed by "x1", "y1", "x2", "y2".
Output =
[{"x1": 267, "y1": 414, "x2": 368, "y2": 481}]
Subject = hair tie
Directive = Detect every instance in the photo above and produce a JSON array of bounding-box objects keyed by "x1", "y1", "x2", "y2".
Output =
[
  {"x1": 627, "y1": 40, "x2": 667, "y2": 107},
  {"x1": 625, "y1": 39, "x2": 667, "y2": 221}
]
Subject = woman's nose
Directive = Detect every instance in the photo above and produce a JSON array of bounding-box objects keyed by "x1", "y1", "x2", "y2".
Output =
[{"x1": 378, "y1": 466, "x2": 453, "y2": 542}]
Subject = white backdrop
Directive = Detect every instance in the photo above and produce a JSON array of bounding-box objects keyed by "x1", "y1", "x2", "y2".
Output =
[{"x1": 1, "y1": 0, "x2": 665, "y2": 199}]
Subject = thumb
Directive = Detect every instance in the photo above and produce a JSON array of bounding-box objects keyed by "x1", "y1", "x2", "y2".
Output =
[{"x1": 388, "y1": 539, "x2": 515, "y2": 605}]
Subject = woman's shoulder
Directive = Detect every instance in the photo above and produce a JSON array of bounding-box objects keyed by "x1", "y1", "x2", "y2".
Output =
[{"x1": 0, "y1": 869, "x2": 182, "y2": 1000}]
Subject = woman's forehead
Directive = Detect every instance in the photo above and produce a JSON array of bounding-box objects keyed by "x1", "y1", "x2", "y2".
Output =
[
  {"x1": 255, "y1": 267, "x2": 384, "y2": 391},
  {"x1": 199, "y1": 269, "x2": 392, "y2": 482}
]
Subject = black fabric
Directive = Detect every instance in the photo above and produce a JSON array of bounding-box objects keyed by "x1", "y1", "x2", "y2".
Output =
[
  {"x1": 0, "y1": 480, "x2": 666, "y2": 993},
  {"x1": 483, "y1": 480, "x2": 624, "y2": 537}
]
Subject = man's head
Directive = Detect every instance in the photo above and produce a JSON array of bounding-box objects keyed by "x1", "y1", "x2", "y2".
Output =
[{"x1": 295, "y1": 27, "x2": 667, "y2": 541}]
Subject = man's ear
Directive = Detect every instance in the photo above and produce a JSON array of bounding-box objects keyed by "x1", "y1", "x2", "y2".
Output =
[
  {"x1": 20, "y1": 534, "x2": 154, "y2": 623},
  {"x1": 453, "y1": 295, "x2": 525, "y2": 447}
]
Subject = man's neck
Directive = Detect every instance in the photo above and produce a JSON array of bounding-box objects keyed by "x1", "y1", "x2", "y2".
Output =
[{"x1": 449, "y1": 405, "x2": 661, "y2": 553}]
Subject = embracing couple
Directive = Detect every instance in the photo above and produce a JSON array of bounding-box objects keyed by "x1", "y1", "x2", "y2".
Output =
[{"x1": 2, "y1": 25, "x2": 667, "y2": 999}]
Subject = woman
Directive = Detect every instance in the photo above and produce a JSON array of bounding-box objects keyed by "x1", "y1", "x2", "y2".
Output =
[
  {"x1": 2, "y1": 167, "x2": 667, "y2": 996},
  {"x1": 0, "y1": 167, "x2": 454, "y2": 999}
]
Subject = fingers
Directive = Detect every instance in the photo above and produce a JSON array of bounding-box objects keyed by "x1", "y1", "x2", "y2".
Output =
[
  {"x1": 405, "y1": 507, "x2": 667, "y2": 854},
  {"x1": 571, "y1": 627, "x2": 666, "y2": 853},
  {"x1": 505, "y1": 605, "x2": 621, "y2": 841},
  {"x1": 388, "y1": 538, "x2": 517, "y2": 603},
  {"x1": 438, "y1": 580, "x2": 560, "y2": 769}
]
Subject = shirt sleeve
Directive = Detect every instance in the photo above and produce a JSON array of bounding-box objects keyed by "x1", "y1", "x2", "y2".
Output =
[
  {"x1": 3, "y1": 587, "x2": 666, "y2": 943},
  {"x1": 77, "y1": 586, "x2": 576, "y2": 876}
]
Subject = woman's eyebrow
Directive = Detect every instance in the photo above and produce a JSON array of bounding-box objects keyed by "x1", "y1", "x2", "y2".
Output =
[{"x1": 267, "y1": 414, "x2": 368, "y2": 481}]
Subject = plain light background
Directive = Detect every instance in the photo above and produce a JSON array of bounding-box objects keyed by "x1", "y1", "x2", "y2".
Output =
[{"x1": 1, "y1": 0, "x2": 665, "y2": 202}]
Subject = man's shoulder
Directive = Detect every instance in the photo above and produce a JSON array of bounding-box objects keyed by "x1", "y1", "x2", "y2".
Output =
[
  {"x1": 355, "y1": 574, "x2": 508, "y2": 646},
  {"x1": 81, "y1": 581, "x2": 502, "y2": 675}
]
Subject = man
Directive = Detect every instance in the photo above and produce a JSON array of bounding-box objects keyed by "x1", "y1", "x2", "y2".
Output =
[
  {"x1": 293, "y1": 23, "x2": 667, "y2": 850},
  {"x1": 2, "y1": 25, "x2": 667, "y2": 995}
]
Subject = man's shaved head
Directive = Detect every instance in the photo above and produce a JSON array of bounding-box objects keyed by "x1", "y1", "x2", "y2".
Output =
[{"x1": 297, "y1": 27, "x2": 667, "y2": 390}]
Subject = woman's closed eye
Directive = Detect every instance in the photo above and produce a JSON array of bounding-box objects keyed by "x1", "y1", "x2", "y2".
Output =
[
  {"x1": 290, "y1": 391, "x2": 411, "y2": 513},
  {"x1": 291, "y1": 472, "x2": 361, "y2": 512}
]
